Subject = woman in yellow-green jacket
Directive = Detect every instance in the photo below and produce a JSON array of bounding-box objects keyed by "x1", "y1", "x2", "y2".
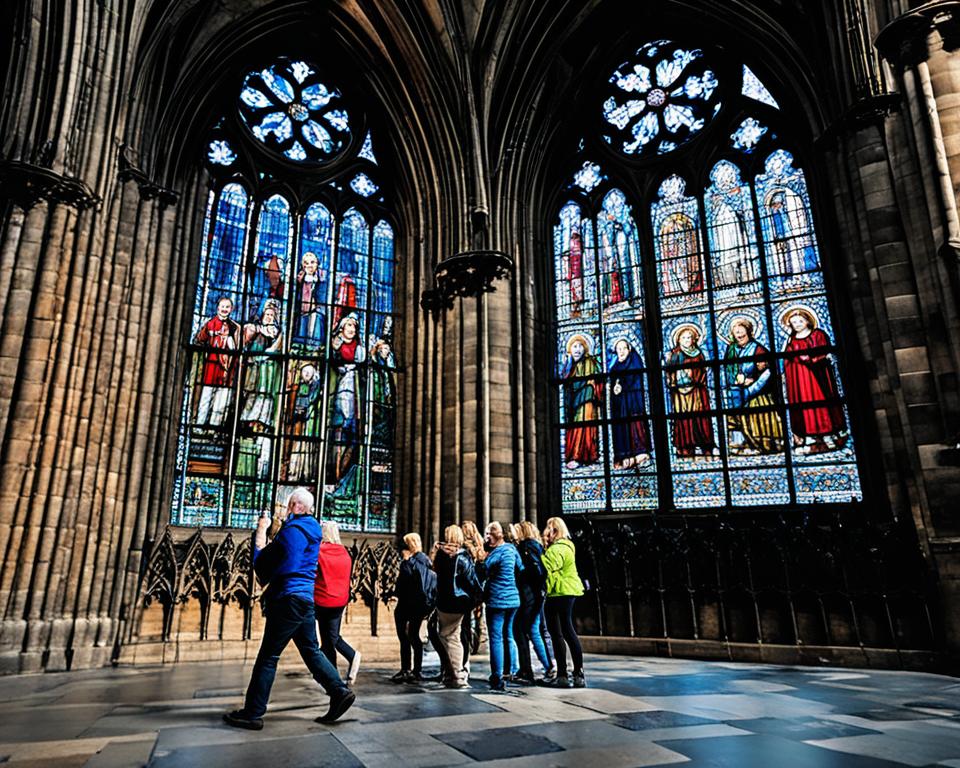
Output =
[{"x1": 541, "y1": 516, "x2": 585, "y2": 688}]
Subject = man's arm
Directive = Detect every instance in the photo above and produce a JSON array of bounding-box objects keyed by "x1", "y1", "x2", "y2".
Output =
[{"x1": 253, "y1": 523, "x2": 303, "y2": 586}]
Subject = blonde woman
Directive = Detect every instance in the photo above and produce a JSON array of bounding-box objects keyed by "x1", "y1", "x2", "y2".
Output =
[
  {"x1": 514, "y1": 521, "x2": 554, "y2": 682},
  {"x1": 392, "y1": 533, "x2": 436, "y2": 683},
  {"x1": 431, "y1": 525, "x2": 482, "y2": 687},
  {"x1": 459, "y1": 520, "x2": 486, "y2": 674},
  {"x1": 314, "y1": 521, "x2": 360, "y2": 684},
  {"x1": 542, "y1": 517, "x2": 585, "y2": 688}
]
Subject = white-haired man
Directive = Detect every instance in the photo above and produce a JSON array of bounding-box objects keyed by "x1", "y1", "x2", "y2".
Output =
[{"x1": 223, "y1": 487, "x2": 355, "y2": 729}]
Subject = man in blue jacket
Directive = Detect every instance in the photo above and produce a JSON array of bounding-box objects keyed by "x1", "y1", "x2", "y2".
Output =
[{"x1": 223, "y1": 487, "x2": 355, "y2": 730}]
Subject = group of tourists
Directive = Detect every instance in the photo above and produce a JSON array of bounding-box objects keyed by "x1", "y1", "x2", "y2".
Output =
[
  {"x1": 221, "y1": 487, "x2": 586, "y2": 732},
  {"x1": 392, "y1": 517, "x2": 587, "y2": 690}
]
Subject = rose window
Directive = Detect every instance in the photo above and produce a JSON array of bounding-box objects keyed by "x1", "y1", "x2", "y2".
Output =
[
  {"x1": 602, "y1": 40, "x2": 721, "y2": 157},
  {"x1": 238, "y1": 58, "x2": 352, "y2": 164}
]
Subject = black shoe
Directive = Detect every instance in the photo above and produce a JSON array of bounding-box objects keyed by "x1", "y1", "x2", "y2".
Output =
[
  {"x1": 222, "y1": 710, "x2": 263, "y2": 730},
  {"x1": 513, "y1": 673, "x2": 536, "y2": 686},
  {"x1": 541, "y1": 675, "x2": 571, "y2": 688},
  {"x1": 316, "y1": 688, "x2": 356, "y2": 723},
  {"x1": 390, "y1": 670, "x2": 411, "y2": 683},
  {"x1": 572, "y1": 672, "x2": 586, "y2": 688},
  {"x1": 489, "y1": 675, "x2": 506, "y2": 691},
  {"x1": 409, "y1": 671, "x2": 425, "y2": 683}
]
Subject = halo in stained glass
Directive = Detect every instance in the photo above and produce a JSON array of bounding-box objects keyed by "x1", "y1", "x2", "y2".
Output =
[
  {"x1": 238, "y1": 57, "x2": 351, "y2": 164},
  {"x1": 602, "y1": 40, "x2": 722, "y2": 157},
  {"x1": 208, "y1": 139, "x2": 237, "y2": 166},
  {"x1": 731, "y1": 117, "x2": 768, "y2": 152}
]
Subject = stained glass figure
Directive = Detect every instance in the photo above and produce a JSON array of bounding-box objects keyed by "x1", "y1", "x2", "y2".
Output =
[
  {"x1": 706, "y1": 161, "x2": 761, "y2": 298},
  {"x1": 284, "y1": 361, "x2": 324, "y2": 483},
  {"x1": 334, "y1": 209, "x2": 370, "y2": 325},
  {"x1": 603, "y1": 40, "x2": 721, "y2": 157},
  {"x1": 193, "y1": 296, "x2": 242, "y2": 427},
  {"x1": 664, "y1": 323, "x2": 716, "y2": 457},
  {"x1": 597, "y1": 189, "x2": 641, "y2": 307},
  {"x1": 561, "y1": 333, "x2": 604, "y2": 469},
  {"x1": 742, "y1": 65, "x2": 780, "y2": 108},
  {"x1": 293, "y1": 203, "x2": 333, "y2": 353},
  {"x1": 248, "y1": 195, "x2": 291, "y2": 320},
  {"x1": 238, "y1": 58, "x2": 351, "y2": 164},
  {"x1": 608, "y1": 337, "x2": 651, "y2": 468}
]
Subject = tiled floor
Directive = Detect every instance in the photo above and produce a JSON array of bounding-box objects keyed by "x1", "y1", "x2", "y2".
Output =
[{"x1": 2, "y1": 653, "x2": 959, "y2": 766}]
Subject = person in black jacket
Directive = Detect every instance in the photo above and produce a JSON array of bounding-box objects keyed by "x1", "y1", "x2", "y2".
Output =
[
  {"x1": 431, "y1": 525, "x2": 482, "y2": 687},
  {"x1": 392, "y1": 532, "x2": 435, "y2": 683},
  {"x1": 514, "y1": 521, "x2": 555, "y2": 683}
]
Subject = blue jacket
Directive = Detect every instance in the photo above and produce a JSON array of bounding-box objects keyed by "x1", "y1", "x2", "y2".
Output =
[
  {"x1": 253, "y1": 514, "x2": 322, "y2": 603},
  {"x1": 479, "y1": 543, "x2": 523, "y2": 609}
]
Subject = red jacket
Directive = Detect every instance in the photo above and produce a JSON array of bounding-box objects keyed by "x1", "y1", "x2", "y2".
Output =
[{"x1": 314, "y1": 542, "x2": 352, "y2": 608}]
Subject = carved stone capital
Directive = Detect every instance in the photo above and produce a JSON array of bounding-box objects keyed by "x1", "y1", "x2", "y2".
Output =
[
  {"x1": 0, "y1": 159, "x2": 101, "y2": 211},
  {"x1": 876, "y1": 1, "x2": 960, "y2": 68},
  {"x1": 117, "y1": 144, "x2": 179, "y2": 206}
]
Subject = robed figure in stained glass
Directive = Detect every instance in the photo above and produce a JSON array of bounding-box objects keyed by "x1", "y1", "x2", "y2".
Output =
[
  {"x1": 767, "y1": 190, "x2": 818, "y2": 275},
  {"x1": 660, "y1": 213, "x2": 703, "y2": 296},
  {"x1": 600, "y1": 216, "x2": 635, "y2": 306},
  {"x1": 723, "y1": 318, "x2": 784, "y2": 455},
  {"x1": 609, "y1": 338, "x2": 651, "y2": 468},
  {"x1": 240, "y1": 299, "x2": 283, "y2": 430},
  {"x1": 194, "y1": 296, "x2": 241, "y2": 426},
  {"x1": 568, "y1": 229, "x2": 584, "y2": 315},
  {"x1": 782, "y1": 307, "x2": 847, "y2": 454},
  {"x1": 665, "y1": 324, "x2": 716, "y2": 457},
  {"x1": 287, "y1": 363, "x2": 322, "y2": 482},
  {"x1": 293, "y1": 251, "x2": 327, "y2": 349},
  {"x1": 561, "y1": 334, "x2": 603, "y2": 469},
  {"x1": 330, "y1": 312, "x2": 365, "y2": 479},
  {"x1": 370, "y1": 335, "x2": 395, "y2": 447}
]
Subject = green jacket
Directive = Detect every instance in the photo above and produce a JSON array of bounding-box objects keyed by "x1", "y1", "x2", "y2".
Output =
[{"x1": 542, "y1": 538, "x2": 584, "y2": 597}]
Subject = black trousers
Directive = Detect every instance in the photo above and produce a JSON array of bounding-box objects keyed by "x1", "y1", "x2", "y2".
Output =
[
  {"x1": 394, "y1": 608, "x2": 426, "y2": 673},
  {"x1": 545, "y1": 595, "x2": 583, "y2": 675},
  {"x1": 315, "y1": 604, "x2": 356, "y2": 667}
]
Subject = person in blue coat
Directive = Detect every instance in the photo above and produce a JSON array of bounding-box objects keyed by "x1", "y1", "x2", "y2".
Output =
[
  {"x1": 223, "y1": 488, "x2": 354, "y2": 730},
  {"x1": 477, "y1": 522, "x2": 523, "y2": 690}
]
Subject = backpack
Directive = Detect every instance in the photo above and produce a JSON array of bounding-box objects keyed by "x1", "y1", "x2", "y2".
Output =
[
  {"x1": 404, "y1": 555, "x2": 437, "y2": 614},
  {"x1": 520, "y1": 541, "x2": 547, "y2": 590}
]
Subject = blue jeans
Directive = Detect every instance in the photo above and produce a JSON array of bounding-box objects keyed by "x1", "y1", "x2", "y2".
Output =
[
  {"x1": 243, "y1": 595, "x2": 346, "y2": 718},
  {"x1": 525, "y1": 602, "x2": 552, "y2": 671},
  {"x1": 486, "y1": 606, "x2": 518, "y2": 679}
]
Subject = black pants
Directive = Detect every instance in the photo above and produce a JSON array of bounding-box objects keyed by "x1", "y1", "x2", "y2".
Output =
[
  {"x1": 545, "y1": 595, "x2": 583, "y2": 676},
  {"x1": 315, "y1": 605, "x2": 356, "y2": 668},
  {"x1": 460, "y1": 610, "x2": 473, "y2": 667},
  {"x1": 395, "y1": 608, "x2": 426, "y2": 673}
]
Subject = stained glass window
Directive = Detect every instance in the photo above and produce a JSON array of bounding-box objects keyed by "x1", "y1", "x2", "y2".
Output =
[
  {"x1": 554, "y1": 43, "x2": 862, "y2": 513},
  {"x1": 173, "y1": 59, "x2": 399, "y2": 531}
]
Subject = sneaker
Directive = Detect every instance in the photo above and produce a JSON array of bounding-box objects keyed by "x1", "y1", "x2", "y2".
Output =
[
  {"x1": 222, "y1": 710, "x2": 264, "y2": 730},
  {"x1": 347, "y1": 651, "x2": 362, "y2": 684},
  {"x1": 541, "y1": 675, "x2": 571, "y2": 688},
  {"x1": 390, "y1": 670, "x2": 411, "y2": 683},
  {"x1": 542, "y1": 665, "x2": 557, "y2": 682},
  {"x1": 572, "y1": 672, "x2": 586, "y2": 688},
  {"x1": 316, "y1": 688, "x2": 356, "y2": 723},
  {"x1": 445, "y1": 678, "x2": 470, "y2": 689},
  {"x1": 513, "y1": 673, "x2": 536, "y2": 686}
]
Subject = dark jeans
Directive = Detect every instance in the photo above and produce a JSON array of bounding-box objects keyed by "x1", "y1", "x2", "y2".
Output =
[
  {"x1": 460, "y1": 609, "x2": 474, "y2": 667},
  {"x1": 243, "y1": 595, "x2": 346, "y2": 718},
  {"x1": 395, "y1": 608, "x2": 426, "y2": 673},
  {"x1": 545, "y1": 595, "x2": 583, "y2": 676},
  {"x1": 515, "y1": 596, "x2": 552, "y2": 676},
  {"x1": 315, "y1": 605, "x2": 356, "y2": 668}
]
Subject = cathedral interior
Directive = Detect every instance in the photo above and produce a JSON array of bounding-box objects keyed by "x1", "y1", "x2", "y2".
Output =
[{"x1": 2, "y1": 0, "x2": 960, "y2": 764}]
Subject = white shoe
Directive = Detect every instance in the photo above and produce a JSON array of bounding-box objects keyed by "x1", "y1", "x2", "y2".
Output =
[{"x1": 347, "y1": 651, "x2": 362, "y2": 684}]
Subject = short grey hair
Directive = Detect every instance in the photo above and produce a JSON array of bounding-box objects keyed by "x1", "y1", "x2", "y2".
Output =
[
  {"x1": 321, "y1": 520, "x2": 341, "y2": 544},
  {"x1": 287, "y1": 487, "x2": 315, "y2": 514}
]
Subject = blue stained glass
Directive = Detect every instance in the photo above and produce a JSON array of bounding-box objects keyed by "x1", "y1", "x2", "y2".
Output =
[
  {"x1": 247, "y1": 195, "x2": 291, "y2": 320},
  {"x1": 350, "y1": 173, "x2": 379, "y2": 198},
  {"x1": 572, "y1": 161, "x2": 604, "y2": 192},
  {"x1": 207, "y1": 139, "x2": 237, "y2": 166},
  {"x1": 179, "y1": 477, "x2": 224, "y2": 527},
  {"x1": 302, "y1": 120, "x2": 332, "y2": 151},
  {"x1": 674, "y1": 71, "x2": 718, "y2": 100},
  {"x1": 260, "y1": 67, "x2": 295, "y2": 103},
  {"x1": 554, "y1": 202, "x2": 597, "y2": 319},
  {"x1": 290, "y1": 60, "x2": 313, "y2": 83},
  {"x1": 706, "y1": 160, "x2": 762, "y2": 297},
  {"x1": 197, "y1": 183, "x2": 248, "y2": 331},
  {"x1": 255, "y1": 112, "x2": 292, "y2": 143},
  {"x1": 371, "y1": 220, "x2": 395, "y2": 315},
  {"x1": 663, "y1": 103, "x2": 698, "y2": 132},
  {"x1": 284, "y1": 141, "x2": 307, "y2": 161},
  {"x1": 325, "y1": 110, "x2": 350, "y2": 132},
  {"x1": 653, "y1": 176, "x2": 706, "y2": 313},
  {"x1": 655, "y1": 47, "x2": 701, "y2": 87},
  {"x1": 335, "y1": 209, "x2": 370, "y2": 314},
  {"x1": 731, "y1": 117, "x2": 768, "y2": 152},
  {"x1": 302, "y1": 83, "x2": 336, "y2": 109},
  {"x1": 742, "y1": 65, "x2": 780, "y2": 108},
  {"x1": 597, "y1": 189, "x2": 642, "y2": 308},
  {"x1": 360, "y1": 132, "x2": 377, "y2": 163},
  {"x1": 240, "y1": 86, "x2": 271, "y2": 109}
]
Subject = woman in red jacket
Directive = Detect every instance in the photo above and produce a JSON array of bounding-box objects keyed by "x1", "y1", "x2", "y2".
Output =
[{"x1": 314, "y1": 521, "x2": 361, "y2": 684}]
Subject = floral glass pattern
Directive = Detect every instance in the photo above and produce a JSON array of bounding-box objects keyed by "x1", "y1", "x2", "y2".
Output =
[
  {"x1": 238, "y1": 58, "x2": 351, "y2": 164},
  {"x1": 602, "y1": 40, "x2": 722, "y2": 157}
]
